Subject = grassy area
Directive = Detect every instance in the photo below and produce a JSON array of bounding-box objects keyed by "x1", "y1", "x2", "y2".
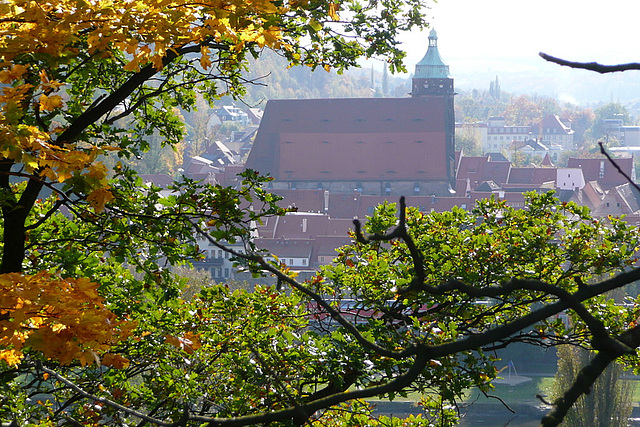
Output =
[
  {"x1": 369, "y1": 374, "x2": 640, "y2": 408},
  {"x1": 465, "y1": 376, "x2": 554, "y2": 406}
]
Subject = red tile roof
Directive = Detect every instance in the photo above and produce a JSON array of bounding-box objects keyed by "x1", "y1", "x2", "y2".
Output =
[
  {"x1": 245, "y1": 97, "x2": 450, "y2": 182},
  {"x1": 507, "y1": 167, "x2": 556, "y2": 185},
  {"x1": 272, "y1": 189, "x2": 326, "y2": 212},
  {"x1": 456, "y1": 156, "x2": 511, "y2": 189},
  {"x1": 255, "y1": 238, "x2": 314, "y2": 258},
  {"x1": 567, "y1": 157, "x2": 634, "y2": 190},
  {"x1": 312, "y1": 236, "x2": 353, "y2": 257}
]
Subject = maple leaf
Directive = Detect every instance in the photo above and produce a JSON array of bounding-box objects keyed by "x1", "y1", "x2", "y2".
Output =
[
  {"x1": 86, "y1": 187, "x2": 114, "y2": 213},
  {"x1": 101, "y1": 353, "x2": 131, "y2": 369},
  {"x1": 39, "y1": 94, "x2": 63, "y2": 111},
  {"x1": 200, "y1": 45, "x2": 213, "y2": 69}
]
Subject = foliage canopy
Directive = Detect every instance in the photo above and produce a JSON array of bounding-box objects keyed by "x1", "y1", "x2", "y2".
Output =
[{"x1": 2, "y1": 0, "x2": 640, "y2": 425}]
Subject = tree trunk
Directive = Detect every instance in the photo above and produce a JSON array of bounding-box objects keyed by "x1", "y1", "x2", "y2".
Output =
[{"x1": 0, "y1": 175, "x2": 43, "y2": 274}]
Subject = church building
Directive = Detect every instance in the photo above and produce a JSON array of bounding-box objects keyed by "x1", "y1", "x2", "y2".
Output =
[{"x1": 245, "y1": 29, "x2": 456, "y2": 197}]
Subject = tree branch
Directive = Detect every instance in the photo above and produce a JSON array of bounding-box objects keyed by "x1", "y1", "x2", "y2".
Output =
[
  {"x1": 38, "y1": 365, "x2": 178, "y2": 427},
  {"x1": 539, "y1": 52, "x2": 640, "y2": 74},
  {"x1": 55, "y1": 44, "x2": 202, "y2": 145}
]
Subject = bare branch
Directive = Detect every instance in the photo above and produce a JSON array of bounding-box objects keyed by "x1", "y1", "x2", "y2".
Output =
[
  {"x1": 599, "y1": 142, "x2": 640, "y2": 193},
  {"x1": 539, "y1": 52, "x2": 640, "y2": 74}
]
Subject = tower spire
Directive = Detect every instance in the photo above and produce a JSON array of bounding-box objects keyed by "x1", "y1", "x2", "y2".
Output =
[
  {"x1": 414, "y1": 29, "x2": 450, "y2": 79},
  {"x1": 411, "y1": 28, "x2": 454, "y2": 97}
]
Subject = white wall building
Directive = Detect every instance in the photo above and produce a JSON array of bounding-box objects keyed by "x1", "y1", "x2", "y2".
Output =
[{"x1": 556, "y1": 168, "x2": 586, "y2": 191}]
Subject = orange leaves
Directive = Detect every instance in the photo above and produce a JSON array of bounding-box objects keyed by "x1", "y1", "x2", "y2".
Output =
[
  {"x1": 0, "y1": 272, "x2": 135, "y2": 367},
  {"x1": 38, "y1": 94, "x2": 63, "y2": 111},
  {"x1": 86, "y1": 187, "x2": 115, "y2": 213},
  {"x1": 200, "y1": 45, "x2": 213, "y2": 70},
  {"x1": 0, "y1": 64, "x2": 29, "y2": 84},
  {"x1": 101, "y1": 352, "x2": 131, "y2": 369},
  {"x1": 165, "y1": 332, "x2": 202, "y2": 354}
]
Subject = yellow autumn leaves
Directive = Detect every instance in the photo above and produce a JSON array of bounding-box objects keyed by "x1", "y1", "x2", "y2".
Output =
[
  {"x1": 0, "y1": 0, "x2": 310, "y2": 213},
  {"x1": 1, "y1": 0, "x2": 294, "y2": 72},
  {"x1": 0, "y1": 272, "x2": 136, "y2": 367}
]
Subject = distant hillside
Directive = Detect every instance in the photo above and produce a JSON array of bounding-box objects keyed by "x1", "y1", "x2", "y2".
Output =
[
  {"x1": 241, "y1": 51, "x2": 640, "y2": 116},
  {"x1": 242, "y1": 51, "x2": 411, "y2": 105}
]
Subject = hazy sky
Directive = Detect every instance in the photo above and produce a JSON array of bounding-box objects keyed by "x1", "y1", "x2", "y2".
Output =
[
  {"x1": 391, "y1": 1, "x2": 640, "y2": 103},
  {"x1": 403, "y1": 0, "x2": 640, "y2": 69}
]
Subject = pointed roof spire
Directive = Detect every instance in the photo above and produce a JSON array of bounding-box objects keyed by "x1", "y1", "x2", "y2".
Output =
[{"x1": 414, "y1": 29, "x2": 450, "y2": 79}]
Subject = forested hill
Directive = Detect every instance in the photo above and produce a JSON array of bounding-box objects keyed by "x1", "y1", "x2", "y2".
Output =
[{"x1": 242, "y1": 51, "x2": 411, "y2": 104}]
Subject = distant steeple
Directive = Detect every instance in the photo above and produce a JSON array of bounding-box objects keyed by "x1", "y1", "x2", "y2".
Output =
[{"x1": 414, "y1": 29, "x2": 451, "y2": 79}]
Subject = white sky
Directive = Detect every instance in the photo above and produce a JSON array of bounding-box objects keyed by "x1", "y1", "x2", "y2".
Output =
[
  {"x1": 388, "y1": 0, "x2": 640, "y2": 102},
  {"x1": 402, "y1": 0, "x2": 640, "y2": 69}
]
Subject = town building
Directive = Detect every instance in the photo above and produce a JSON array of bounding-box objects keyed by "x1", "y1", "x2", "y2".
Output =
[
  {"x1": 482, "y1": 117, "x2": 531, "y2": 153},
  {"x1": 245, "y1": 29, "x2": 456, "y2": 197},
  {"x1": 479, "y1": 115, "x2": 574, "y2": 159}
]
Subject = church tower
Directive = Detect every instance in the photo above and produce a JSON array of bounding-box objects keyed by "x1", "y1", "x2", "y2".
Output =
[
  {"x1": 411, "y1": 29, "x2": 454, "y2": 97},
  {"x1": 411, "y1": 29, "x2": 456, "y2": 191}
]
